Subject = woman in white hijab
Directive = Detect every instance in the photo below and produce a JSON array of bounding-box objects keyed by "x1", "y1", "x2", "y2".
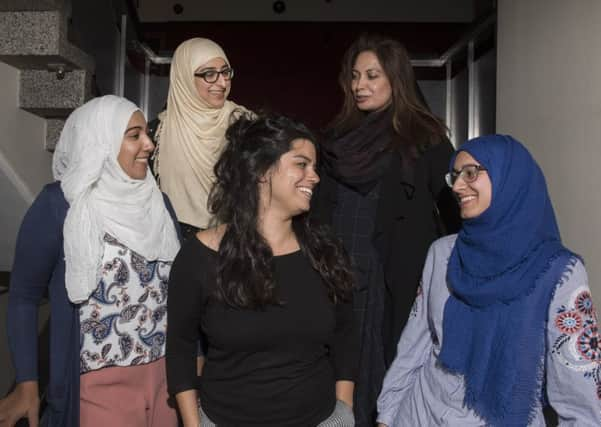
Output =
[
  {"x1": 151, "y1": 37, "x2": 251, "y2": 240},
  {"x1": 0, "y1": 95, "x2": 181, "y2": 427}
]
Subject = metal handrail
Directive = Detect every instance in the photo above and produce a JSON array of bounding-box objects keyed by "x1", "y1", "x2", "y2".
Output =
[
  {"x1": 136, "y1": 42, "x2": 171, "y2": 65},
  {"x1": 411, "y1": 13, "x2": 496, "y2": 67}
]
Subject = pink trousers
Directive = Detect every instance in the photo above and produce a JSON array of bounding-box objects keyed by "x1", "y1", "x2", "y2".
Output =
[{"x1": 79, "y1": 358, "x2": 177, "y2": 427}]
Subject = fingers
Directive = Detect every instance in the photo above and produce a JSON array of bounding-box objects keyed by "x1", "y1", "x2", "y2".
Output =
[
  {"x1": 27, "y1": 408, "x2": 39, "y2": 427},
  {"x1": 0, "y1": 383, "x2": 40, "y2": 427},
  {"x1": 0, "y1": 396, "x2": 21, "y2": 427}
]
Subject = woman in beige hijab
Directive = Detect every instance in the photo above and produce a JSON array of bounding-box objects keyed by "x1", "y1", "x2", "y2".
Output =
[{"x1": 152, "y1": 38, "x2": 250, "y2": 240}]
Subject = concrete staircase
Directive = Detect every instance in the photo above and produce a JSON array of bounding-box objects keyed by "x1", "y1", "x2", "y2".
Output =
[{"x1": 0, "y1": 0, "x2": 94, "y2": 151}]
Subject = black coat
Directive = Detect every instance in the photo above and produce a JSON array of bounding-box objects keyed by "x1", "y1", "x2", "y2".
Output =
[{"x1": 312, "y1": 139, "x2": 460, "y2": 364}]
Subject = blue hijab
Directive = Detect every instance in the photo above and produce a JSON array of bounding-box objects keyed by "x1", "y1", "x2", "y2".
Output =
[{"x1": 439, "y1": 135, "x2": 574, "y2": 426}]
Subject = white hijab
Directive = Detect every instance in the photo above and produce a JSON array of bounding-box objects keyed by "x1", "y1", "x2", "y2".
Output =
[
  {"x1": 156, "y1": 38, "x2": 248, "y2": 229},
  {"x1": 52, "y1": 95, "x2": 181, "y2": 303}
]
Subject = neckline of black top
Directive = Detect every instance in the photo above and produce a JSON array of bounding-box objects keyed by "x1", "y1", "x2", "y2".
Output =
[{"x1": 191, "y1": 236, "x2": 303, "y2": 259}]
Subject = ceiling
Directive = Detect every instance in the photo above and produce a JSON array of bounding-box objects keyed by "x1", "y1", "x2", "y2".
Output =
[{"x1": 135, "y1": 0, "x2": 483, "y2": 23}]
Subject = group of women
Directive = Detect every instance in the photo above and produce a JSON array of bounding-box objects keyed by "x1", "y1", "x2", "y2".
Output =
[{"x1": 0, "y1": 32, "x2": 599, "y2": 427}]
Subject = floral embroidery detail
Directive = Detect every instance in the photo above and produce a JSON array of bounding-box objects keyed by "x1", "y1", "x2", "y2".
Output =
[
  {"x1": 79, "y1": 234, "x2": 171, "y2": 373},
  {"x1": 576, "y1": 291, "x2": 595, "y2": 316},
  {"x1": 555, "y1": 311, "x2": 583, "y2": 334},
  {"x1": 552, "y1": 277, "x2": 601, "y2": 401},
  {"x1": 577, "y1": 325, "x2": 601, "y2": 361},
  {"x1": 410, "y1": 282, "x2": 423, "y2": 318}
]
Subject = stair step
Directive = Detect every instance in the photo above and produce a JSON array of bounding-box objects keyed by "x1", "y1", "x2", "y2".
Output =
[
  {"x1": 0, "y1": 0, "x2": 63, "y2": 12},
  {"x1": 0, "y1": 11, "x2": 93, "y2": 71},
  {"x1": 20, "y1": 69, "x2": 91, "y2": 118}
]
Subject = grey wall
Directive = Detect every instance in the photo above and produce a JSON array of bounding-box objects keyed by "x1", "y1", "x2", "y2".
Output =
[
  {"x1": 497, "y1": 0, "x2": 601, "y2": 307},
  {"x1": 0, "y1": 62, "x2": 52, "y2": 270},
  {"x1": 0, "y1": 61, "x2": 53, "y2": 397},
  {"x1": 418, "y1": 80, "x2": 447, "y2": 124}
]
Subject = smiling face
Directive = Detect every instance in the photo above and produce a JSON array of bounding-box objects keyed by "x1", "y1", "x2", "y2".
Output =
[
  {"x1": 452, "y1": 151, "x2": 492, "y2": 220},
  {"x1": 116, "y1": 111, "x2": 154, "y2": 180},
  {"x1": 193, "y1": 57, "x2": 232, "y2": 108},
  {"x1": 351, "y1": 50, "x2": 393, "y2": 112},
  {"x1": 260, "y1": 138, "x2": 320, "y2": 218}
]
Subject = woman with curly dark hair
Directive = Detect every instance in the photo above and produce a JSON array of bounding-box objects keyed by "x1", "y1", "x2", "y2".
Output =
[
  {"x1": 166, "y1": 113, "x2": 358, "y2": 426},
  {"x1": 313, "y1": 33, "x2": 461, "y2": 426}
]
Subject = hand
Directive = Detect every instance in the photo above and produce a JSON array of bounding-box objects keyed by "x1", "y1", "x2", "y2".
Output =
[
  {"x1": 196, "y1": 356, "x2": 205, "y2": 377},
  {"x1": 0, "y1": 381, "x2": 40, "y2": 427},
  {"x1": 377, "y1": 424, "x2": 388, "y2": 427},
  {"x1": 335, "y1": 380, "x2": 354, "y2": 409},
  {"x1": 175, "y1": 389, "x2": 200, "y2": 427}
]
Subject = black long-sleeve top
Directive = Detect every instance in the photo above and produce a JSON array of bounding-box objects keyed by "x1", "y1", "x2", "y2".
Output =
[{"x1": 166, "y1": 237, "x2": 358, "y2": 427}]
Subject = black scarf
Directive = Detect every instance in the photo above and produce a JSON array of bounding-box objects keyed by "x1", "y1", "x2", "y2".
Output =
[{"x1": 322, "y1": 109, "x2": 394, "y2": 195}]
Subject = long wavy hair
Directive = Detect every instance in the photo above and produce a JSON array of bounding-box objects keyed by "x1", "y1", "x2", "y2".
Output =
[
  {"x1": 208, "y1": 113, "x2": 354, "y2": 309},
  {"x1": 329, "y1": 33, "x2": 448, "y2": 159}
]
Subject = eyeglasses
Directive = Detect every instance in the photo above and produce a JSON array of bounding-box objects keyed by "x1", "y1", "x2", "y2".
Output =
[
  {"x1": 445, "y1": 164, "x2": 487, "y2": 187},
  {"x1": 193, "y1": 68, "x2": 234, "y2": 84}
]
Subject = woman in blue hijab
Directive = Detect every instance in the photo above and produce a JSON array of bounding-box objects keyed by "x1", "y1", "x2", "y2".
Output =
[{"x1": 376, "y1": 135, "x2": 600, "y2": 426}]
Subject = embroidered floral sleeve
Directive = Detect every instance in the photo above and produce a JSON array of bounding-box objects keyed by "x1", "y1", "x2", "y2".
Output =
[
  {"x1": 546, "y1": 258, "x2": 601, "y2": 425},
  {"x1": 409, "y1": 284, "x2": 423, "y2": 319}
]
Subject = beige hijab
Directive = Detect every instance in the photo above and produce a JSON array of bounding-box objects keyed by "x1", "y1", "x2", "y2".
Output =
[{"x1": 156, "y1": 38, "x2": 248, "y2": 229}]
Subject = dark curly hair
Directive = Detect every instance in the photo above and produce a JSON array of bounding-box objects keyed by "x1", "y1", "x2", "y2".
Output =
[
  {"x1": 208, "y1": 113, "x2": 354, "y2": 309},
  {"x1": 330, "y1": 33, "x2": 448, "y2": 159}
]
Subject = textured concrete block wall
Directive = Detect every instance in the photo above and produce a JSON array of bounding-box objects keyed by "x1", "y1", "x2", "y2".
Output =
[
  {"x1": 20, "y1": 68, "x2": 89, "y2": 115},
  {"x1": 0, "y1": 11, "x2": 61, "y2": 56}
]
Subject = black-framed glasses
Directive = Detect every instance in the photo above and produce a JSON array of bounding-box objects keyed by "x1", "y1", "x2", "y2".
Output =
[
  {"x1": 445, "y1": 164, "x2": 487, "y2": 187},
  {"x1": 194, "y1": 67, "x2": 234, "y2": 84}
]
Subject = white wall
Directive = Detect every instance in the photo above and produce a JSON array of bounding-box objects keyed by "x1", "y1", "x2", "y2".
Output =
[
  {"x1": 497, "y1": 0, "x2": 601, "y2": 307},
  {"x1": 137, "y1": 0, "x2": 476, "y2": 22},
  {"x1": 0, "y1": 61, "x2": 52, "y2": 270}
]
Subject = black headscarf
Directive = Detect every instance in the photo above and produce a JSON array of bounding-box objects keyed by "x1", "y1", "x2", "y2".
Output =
[{"x1": 321, "y1": 108, "x2": 394, "y2": 195}]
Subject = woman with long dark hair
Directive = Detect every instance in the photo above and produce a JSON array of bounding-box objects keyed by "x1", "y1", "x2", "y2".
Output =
[
  {"x1": 377, "y1": 135, "x2": 600, "y2": 426},
  {"x1": 313, "y1": 33, "x2": 460, "y2": 426},
  {"x1": 166, "y1": 113, "x2": 358, "y2": 426}
]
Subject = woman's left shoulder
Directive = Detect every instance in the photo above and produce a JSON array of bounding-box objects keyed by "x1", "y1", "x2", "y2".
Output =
[
  {"x1": 426, "y1": 234, "x2": 458, "y2": 263},
  {"x1": 433, "y1": 233, "x2": 457, "y2": 250}
]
